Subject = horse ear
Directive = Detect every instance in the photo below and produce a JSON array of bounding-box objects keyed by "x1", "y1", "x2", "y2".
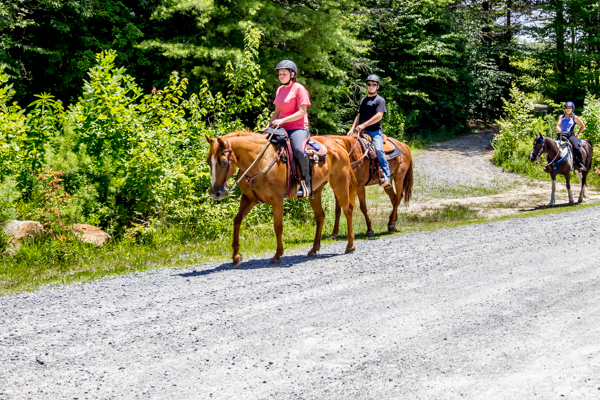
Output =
[
  {"x1": 205, "y1": 134, "x2": 213, "y2": 144},
  {"x1": 216, "y1": 137, "x2": 227, "y2": 147}
]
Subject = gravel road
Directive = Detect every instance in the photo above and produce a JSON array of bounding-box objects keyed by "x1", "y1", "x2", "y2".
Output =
[{"x1": 2, "y1": 206, "x2": 600, "y2": 399}]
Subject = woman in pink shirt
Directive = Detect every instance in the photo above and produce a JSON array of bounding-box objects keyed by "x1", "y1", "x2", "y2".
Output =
[{"x1": 267, "y1": 60, "x2": 312, "y2": 199}]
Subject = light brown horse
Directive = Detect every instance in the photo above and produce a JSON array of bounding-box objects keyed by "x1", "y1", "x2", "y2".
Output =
[
  {"x1": 329, "y1": 135, "x2": 413, "y2": 238},
  {"x1": 206, "y1": 131, "x2": 357, "y2": 266}
]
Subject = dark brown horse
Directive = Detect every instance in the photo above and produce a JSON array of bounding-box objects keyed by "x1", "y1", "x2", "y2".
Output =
[
  {"x1": 529, "y1": 133, "x2": 593, "y2": 206},
  {"x1": 329, "y1": 135, "x2": 413, "y2": 238},
  {"x1": 206, "y1": 131, "x2": 357, "y2": 266}
]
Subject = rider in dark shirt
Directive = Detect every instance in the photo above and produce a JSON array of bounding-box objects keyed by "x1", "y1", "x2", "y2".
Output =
[
  {"x1": 348, "y1": 74, "x2": 391, "y2": 188},
  {"x1": 556, "y1": 101, "x2": 586, "y2": 171}
]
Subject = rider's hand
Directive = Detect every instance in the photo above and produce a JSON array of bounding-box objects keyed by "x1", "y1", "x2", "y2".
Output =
[
  {"x1": 355, "y1": 124, "x2": 364, "y2": 133},
  {"x1": 272, "y1": 119, "x2": 283, "y2": 127}
]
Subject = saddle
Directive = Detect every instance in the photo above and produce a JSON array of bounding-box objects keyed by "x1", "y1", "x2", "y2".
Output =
[
  {"x1": 546, "y1": 139, "x2": 573, "y2": 173},
  {"x1": 354, "y1": 134, "x2": 402, "y2": 186},
  {"x1": 266, "y1": 128, "x2": 327, "y2": 197},
  {"x1": 357, "y1": 134, "x2": 402, "y2": 160}
]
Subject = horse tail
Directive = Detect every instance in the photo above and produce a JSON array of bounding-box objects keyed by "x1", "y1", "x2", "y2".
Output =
[{"x1": 403, "y1": 159, "x2": 414, "y2": 207}]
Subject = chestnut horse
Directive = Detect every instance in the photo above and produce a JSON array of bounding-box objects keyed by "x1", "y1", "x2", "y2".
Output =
[
  {"x1": 329, "y1": 135, "x2": 413, "y2": 238},
  {"x1": 206, "y1": 131, "x2": 357, "y2": 266},
  {"x1": 529, "y1": 133, "x2": 593, "y2": 206}
]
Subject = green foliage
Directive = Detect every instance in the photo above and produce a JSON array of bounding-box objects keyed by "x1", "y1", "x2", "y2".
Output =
[
  {"x1": 580, "y1": 94, "x2": 600, "y2": 144},
  {"x1": 0, "y1": 24, "x2": 319, "y2": 250}
]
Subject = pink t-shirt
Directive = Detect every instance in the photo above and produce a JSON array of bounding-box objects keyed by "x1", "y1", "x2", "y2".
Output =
[{"x1": 273, "y1": 82, "x2": 311, "y2": 130}]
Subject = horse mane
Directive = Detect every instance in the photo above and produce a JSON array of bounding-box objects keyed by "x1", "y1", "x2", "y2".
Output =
[{"x1": 222, "y1": 130, "x2": 261, "y2": 138}]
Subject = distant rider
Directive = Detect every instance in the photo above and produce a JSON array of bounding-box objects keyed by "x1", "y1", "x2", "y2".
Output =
[
  {"x1": 348, "y1": 74, "x2": 391, "y2": 188},
  {"x1": 556, "y1": 101, "x2": 586, "y2": 172},
  {"x1": 266, "y1": 60, "x2": 312, "y2": 199}
]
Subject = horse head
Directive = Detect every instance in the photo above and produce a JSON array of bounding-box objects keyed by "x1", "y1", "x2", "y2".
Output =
[
  {"x1": 529, "y1": 134, "x2": 546, "y2": 163},
  {"x1": 205, "y1": 135, "x2": 237, "y2": 200}
]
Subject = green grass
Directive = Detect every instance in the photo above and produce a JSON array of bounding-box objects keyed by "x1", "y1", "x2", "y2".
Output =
[{"x1": 3, "y1": 151, "x2": 599, "y2": 296}]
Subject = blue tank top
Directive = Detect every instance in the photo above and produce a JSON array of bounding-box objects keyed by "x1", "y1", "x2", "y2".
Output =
[{"x1": 560, "y1": 114, "x2": 577, "y2": 133}]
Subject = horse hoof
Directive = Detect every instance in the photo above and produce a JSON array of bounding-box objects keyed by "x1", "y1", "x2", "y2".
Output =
[
  {"x1": 269, "y1": 258, "x2": 281, "y2": 265},
  {"x1": 366, "y1": 231, "x2": 374, "y2": 238},
  {"x1": 306, "y1": 252, "x2": 318, "y2": 260},
  {"x1": 232, "y1": 256, "x2": 243, "y2": 267},
  {"x1": 345, "y1": 247, "x2": 355, "y2": 254},
  {"x1": 388, "y1": 225, "x2": 397, "y2": 233}
]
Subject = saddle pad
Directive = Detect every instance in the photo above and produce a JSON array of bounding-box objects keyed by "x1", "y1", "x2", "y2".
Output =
[{"x1": 555, "y1": 141, "x2": 574, "y2": 170}]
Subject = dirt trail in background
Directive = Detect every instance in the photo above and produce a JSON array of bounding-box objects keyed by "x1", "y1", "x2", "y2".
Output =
[{"x1": 408, "y1": 126, "x2": 600, "y2": 219}]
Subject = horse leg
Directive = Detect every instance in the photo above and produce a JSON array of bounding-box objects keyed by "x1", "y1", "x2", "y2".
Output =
[
  {"x1": 307, "y1": 187, "x2": 325, "y2": 259},
  {"x1": 232, "y1": 194, "x2": 258, "y2": 266},
  {"x1": 548, "y1": 174, "x2": 557, "y2": 207},
  {"x1": 329, "y1": 195, "x2": 341, "y2": 240},
  {"x1": 270, "y1": 202, "x2": 284, "y2": 264},
  {"x1": 578, "y1": 171, "x2": 588, "y2": 203},
  {"x1": 566, "y1": 173, "x2": 574, "y2": 204},
  {"x1": 385, "y1": 172, "x2": 404, "y2": 233},
  {"x1": 357, "y1": 185, "x2": 374, "y2": 238},
  {"x1": 330, "y1": 180, "x2": 355, "y2": 254}
]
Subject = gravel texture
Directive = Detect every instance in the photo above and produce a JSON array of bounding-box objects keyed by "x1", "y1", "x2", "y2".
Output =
[
  {"x1": 2, "y1": 207, "x2": 600, "y2": 399},
  {"x1": 412, "y1": 127, "x2": 522, "y2": 201}
]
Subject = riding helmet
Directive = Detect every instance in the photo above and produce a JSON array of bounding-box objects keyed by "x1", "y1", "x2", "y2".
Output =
[
  {"x1": 565, "y1": 101, "x2": 575, "y2": 109},
  {"x1": 275, "y1": 60, "x2": 298, "y2": 76},
  {"x1": 366, "y1": 74, "x2": 381, "y2": 84}
]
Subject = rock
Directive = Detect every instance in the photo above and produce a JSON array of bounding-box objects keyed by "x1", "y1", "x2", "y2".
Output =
[
  {"x1": 2, "y1": 220, "x2": 44, "y2": 250},
  {"x1": 72, "y1": 224, "x2": 111, "y2": 246}
]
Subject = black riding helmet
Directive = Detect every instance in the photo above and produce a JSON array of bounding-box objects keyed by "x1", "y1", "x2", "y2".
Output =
[
  {"x1": 366, "y1": 74, "x2": 381, "y2": 84},
  {"x1": 275, "y1": 60, "x2": 298, "y2": 76}
]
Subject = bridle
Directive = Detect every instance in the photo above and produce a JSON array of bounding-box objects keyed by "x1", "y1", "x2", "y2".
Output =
[
  {"x1": 216, "y1": 131, "x2": 276, "y2": 197},
  {"x1": 532, "y1": 136, "x2": 546, "y2": 162}
]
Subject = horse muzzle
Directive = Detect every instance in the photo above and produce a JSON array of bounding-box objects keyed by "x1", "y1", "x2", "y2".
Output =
[{"x1": 209, "y1": 185, "x2": 227, "y2": 201}]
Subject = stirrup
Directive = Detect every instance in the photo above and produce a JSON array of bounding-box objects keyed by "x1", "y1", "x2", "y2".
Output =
[
  {"x1": 295, "y1": 181, "x2": 309, "y2": 199},
  {"x1": 578, "y1": 164, "x2": 587, "y2": 172}
]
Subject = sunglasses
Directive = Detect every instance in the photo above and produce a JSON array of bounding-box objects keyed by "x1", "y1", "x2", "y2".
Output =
[{"x1": 367, "y1": 83, "x2": 378, "y2": 87}]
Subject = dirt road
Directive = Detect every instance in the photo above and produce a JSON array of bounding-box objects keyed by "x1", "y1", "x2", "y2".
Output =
[
  {"x1": 2, "y1": 132, "x2": 600, "y2": 399},
  {"x1": 2, "y1": 209, "x2": 600, "y2": 399},
  {"x1": 410, "y1": 127, "x2": 600, "y2": 218}
]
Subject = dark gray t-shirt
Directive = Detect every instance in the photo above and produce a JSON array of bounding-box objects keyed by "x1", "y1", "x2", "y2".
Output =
[{"x1": 358, "y1": 94, "x2": 386, "y2": 131}]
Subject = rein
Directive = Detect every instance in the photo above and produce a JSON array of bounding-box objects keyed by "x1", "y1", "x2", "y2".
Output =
[
  {"x1": 348, "y1": 131, "x2": 372, "y2": 167},
  {"x1": 223, "y1": 130, "x2": 275, "y2": 196}
]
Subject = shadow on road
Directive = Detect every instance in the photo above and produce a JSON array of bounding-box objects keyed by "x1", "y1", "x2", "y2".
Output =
[
  {"x1": 520, "y1": 202, "x2": 584, "y2": 211},
  {"x1": 178, "y1": 252, "x2": 342, "y2": 277}
]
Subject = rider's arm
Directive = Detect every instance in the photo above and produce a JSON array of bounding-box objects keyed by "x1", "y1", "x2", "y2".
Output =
[
  {"x1": 348, "y1": 114, "x2": 360, "y2": 135},
  {"x1": 265, "y1": 109, "x2": 281, "y2": 130},
  {"x1": 575, "y1": 116, "x2": 586, "y2": 136},
  {"x1": 355, "y1": 112, "x2": 384, "y2": 132},
  {"x1": 556, "y1": 115, "x2": 563, "y2": 133}
]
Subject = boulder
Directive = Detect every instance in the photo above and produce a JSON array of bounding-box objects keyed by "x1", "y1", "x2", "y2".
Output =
[
  {"x1": 72, "y1": 224, "x2": 111, "y2": 246},
  {"x1": 2, "y1": 220, "x2": 44, "y2": 245},
  {"x1": 2, "y1": 220, "x2": 44, "y2": 253}
]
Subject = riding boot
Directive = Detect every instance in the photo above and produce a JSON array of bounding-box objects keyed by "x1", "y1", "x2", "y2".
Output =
[
  {"x1": 573, "y1": 147, "x2": 586, "y2": 172},
  {"x1": 295, "y1": 156, "x2": 313, "y2": 199}
]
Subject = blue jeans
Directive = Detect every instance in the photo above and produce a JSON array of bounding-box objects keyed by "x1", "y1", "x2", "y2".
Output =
[{"x1": 364, "y1": 129, "x2": 390, "y2": 181}]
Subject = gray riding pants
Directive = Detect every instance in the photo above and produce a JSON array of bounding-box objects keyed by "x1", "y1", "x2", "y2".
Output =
[{"x1": 288, "y1": 128, "x2": 309, "y2": 160}]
